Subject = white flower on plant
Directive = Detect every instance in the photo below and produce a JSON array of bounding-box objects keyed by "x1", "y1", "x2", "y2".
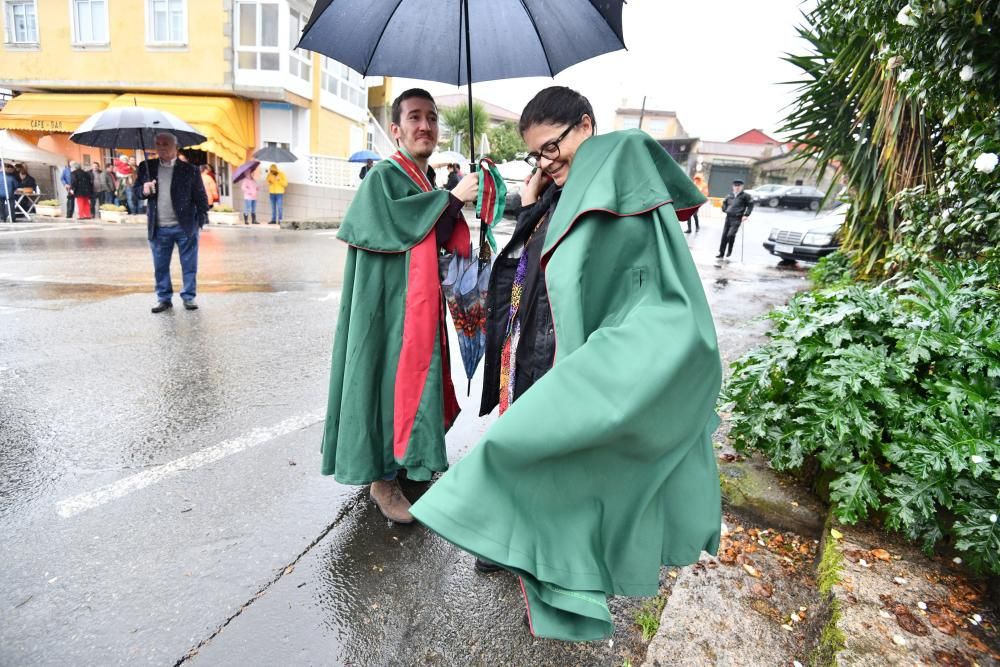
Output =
[
  {"x1": 887, "y1": 55, "x2": 903, "y2": 69},
  {"x1": 947, "y1": 180, "x2": 956, "y2": 191},
  {"x1": 934, "y1": 0, "x2": 946, "y2": 13},
  {"x1": 990, "y1": 514, "x2": 998, "y2": 523},
  {"x1": 974, "y1": 153, "x2": 998, "y2": 174},
  {"x1": 960, "y1": 65, "x2": 974, "y2": 82},
  {"x1": 941, "y1": 208, "x2": 951, "y2": 220},
  {"x1": 971, "y1": 454, "x2": 984, "y2": 464},
  {"x1": 896, "y1": 4, "x2": 917, "y2": 26},
  {"x1": 899, "y1": 69, "x2": 915, "y2": 83}
]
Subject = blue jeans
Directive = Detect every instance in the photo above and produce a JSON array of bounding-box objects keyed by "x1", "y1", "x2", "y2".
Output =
[
  {"x1": 150, "y1": 225, "x2": 199, "y2": 303},
  {"x1": 269, "y1": 193, "x2": 283, "y2": 222},
  {"x1": 245, "y1": 199, "x2": 256, "y2": 215},
  {"x1": 124, "y1": 188, "x2": 137, "y2": 214}
]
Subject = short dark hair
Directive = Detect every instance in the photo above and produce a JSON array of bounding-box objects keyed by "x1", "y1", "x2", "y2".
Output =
[
  {"x1": 392, "y1": 88, "x2": 437, "y2": 125},
  {"x1": 518, "y1": 86, "x2": 595, "y2": 136}
]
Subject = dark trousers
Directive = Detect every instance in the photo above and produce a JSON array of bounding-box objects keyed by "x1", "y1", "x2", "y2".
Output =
[
  {"x1": 718, "y1": 216, "x2": 742, "y2": 256},
  {"x1": 65, "y1": 192, "x2": 75, "y2": 218},
  {"x1": 687, "y1": 212, "x2": 700, "y2": 232},
  {"x1": 150, "y1": 225, "x2": 199, "y2": 302}
]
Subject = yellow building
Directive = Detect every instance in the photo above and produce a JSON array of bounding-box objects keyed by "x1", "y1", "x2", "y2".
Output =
[
  {"x1": 613, "y1": 106, "x2": 687, "y2": 140},
  {"x1": 0, "y1": 0, "x2": 394, "y2": 219}
]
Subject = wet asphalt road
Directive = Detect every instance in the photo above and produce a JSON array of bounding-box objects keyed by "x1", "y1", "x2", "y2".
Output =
[{"x1": 0, "y1": 206, "x2": 821, "y2": 666}]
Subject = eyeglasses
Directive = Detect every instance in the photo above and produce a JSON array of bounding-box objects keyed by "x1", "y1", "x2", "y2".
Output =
[{"x1": 523, "y1": 119, "x2": 582, "y2": 168}]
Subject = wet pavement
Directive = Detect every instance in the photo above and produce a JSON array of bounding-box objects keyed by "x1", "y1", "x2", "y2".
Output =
[{"x1": 0, "y1": 206, "x2": 820, "y2": 666}]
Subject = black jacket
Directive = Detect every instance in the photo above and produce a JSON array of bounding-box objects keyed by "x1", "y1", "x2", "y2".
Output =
[
  {"x1": 134, "y1": 159, "x2": 209, "y2": 240},
  {"x1": 722, "y1": 190, "x2": 754, "y2": 219},
  {"x1": 480, "y1": 184, "x2": 559, "y2": 416},
  {"x1": 70, "y1": 168, "x2": 93, "y2": 198}
]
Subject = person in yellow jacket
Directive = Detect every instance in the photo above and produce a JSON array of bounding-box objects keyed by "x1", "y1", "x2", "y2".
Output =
[{"x1": 266, "y1": 164, "x2": 288, "y2": 224}]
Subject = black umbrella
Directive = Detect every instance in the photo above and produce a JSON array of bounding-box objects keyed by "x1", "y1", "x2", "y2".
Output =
[
  {"x1": 298, "y1": 0, "x2": 626, "y2": 388},
  {"x1": 70, "y1": 106, "x2": 206, "y2": 151},
  {"x1": 253, "y1": 146, "x2": 298, "y2": 163},
  {"x1": 298, "y1": 0, "x2": 625, "y2": 171}
]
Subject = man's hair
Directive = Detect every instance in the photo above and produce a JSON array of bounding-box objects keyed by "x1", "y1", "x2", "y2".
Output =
[
  {"x1": 519, "y1": 86, "x2": 595, "y2": 136},
  {"x1": 69, "y1": 161, "x2": 80, "y2": 169},
  {"x1": 391, "y1": 88, "x2": 436, "y2": 125},
  {"x1": 154, "y1": 131, "x2": 178, "y2": 146}
]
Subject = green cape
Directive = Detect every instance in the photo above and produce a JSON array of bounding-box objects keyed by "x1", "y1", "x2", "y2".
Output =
[
  {"x1": 321, "y1": 159, "x2": 460, "y2": 484},
  {"x1": 411, "y1": 130, "x2": 721, "y2": 640}
]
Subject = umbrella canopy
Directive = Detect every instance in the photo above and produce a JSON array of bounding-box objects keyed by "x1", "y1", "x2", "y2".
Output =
[
  {"x1": 253, "y1": 146, "x2": 298, "y2": 163},
  {"x1": 440, "y1": 249, "x2": 491, "y2": 395},
  {"x1": 348, "y1": 149, "x2": 381, "y2": 163},
  {"x1": 70, "y1": 106, "x2": 206, "y2": 149},
  {"x1": 299, "y1": 0, "x2": 625, "y2": 168},
  {"x1": 429, "y1": 151, "x2": 469, "y2": 168},
  {"x1": 232, "y1": 159, "x2": 260, "y2": 184}
]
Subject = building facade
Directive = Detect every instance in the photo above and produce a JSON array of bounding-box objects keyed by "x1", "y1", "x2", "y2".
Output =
[
  {"x1": 613, "y1": 106, "x2": 687, "y2": 140},
  {"x1": 0, "y1": 0, "x2": 393, "y2": 220}
]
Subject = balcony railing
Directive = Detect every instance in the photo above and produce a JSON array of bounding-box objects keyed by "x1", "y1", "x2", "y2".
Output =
[{"x1": 307, "y1": 154, "x2": 359, "y2": 189}]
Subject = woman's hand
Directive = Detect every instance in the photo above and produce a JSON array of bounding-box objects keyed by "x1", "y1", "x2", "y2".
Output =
[
  {"x1": 521, "y1": 168, "x2": 551, "y2": 207},
  {"x1": 450, "y1": 172, "x2": 480, "y2": 203}
]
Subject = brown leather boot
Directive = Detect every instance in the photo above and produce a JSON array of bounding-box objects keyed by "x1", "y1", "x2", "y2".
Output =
[{"x1": 369, "y1": 479, "x2": 414, "y2": 524}]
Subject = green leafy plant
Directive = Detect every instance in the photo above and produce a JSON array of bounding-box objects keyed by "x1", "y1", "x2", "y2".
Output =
[
  {"x1": 211, "y1": 204, "x2": 235, "y2": 212},
  {"x1": 809, "y1": 251, "x2": 855, "y2": 288},
  {"x1": 722, "y1": 259, "x2": 1000, "y2": 573},
  {"x1": 439, "y1": 101, "x2": 489, "y2": 156},
  {"x1": 486, "y1": 120, "x2": 527, "y2": 163},
  {"x1": 37, "y1": 199, "x2": 59, "y2": 206},
  {"x1": 634, "y1": 595, "x2": 667, "y2": 641},
  {"x1": 99, "y1": 204, "x2": 126, "y2": 212}
]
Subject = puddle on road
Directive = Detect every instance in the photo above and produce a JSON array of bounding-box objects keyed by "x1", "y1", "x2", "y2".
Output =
[{"x1": 0, "y1": 280, "x2": 287, "y2": 303}]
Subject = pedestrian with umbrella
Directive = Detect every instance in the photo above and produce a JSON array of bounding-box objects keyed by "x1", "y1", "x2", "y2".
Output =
[
  {"x1": 70, "y1": 106, "x2": 209, "y2": 312},
  {"x1": 232, "y1": 160, "x2": 261, "y2": 225},
  {"x1": 348, "y1": 149, "x2": 380, "y2": 180},
  {"x1": 318, "y1": 88, "x2": 480, "y2": 524}
]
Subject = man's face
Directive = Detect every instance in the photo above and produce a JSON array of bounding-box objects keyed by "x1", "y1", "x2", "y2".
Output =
[
  {"x1": 128, "y1": 157, "x2": 136, "y2": 167},
  {"x1": 154, "y1": 136, "x2": 178, "y2": 162},
  {"x1": 733, "y1": 183, "x2": 744, "y2": 194},
  {"x1": 391, "y1": 97, "x2": 439, "y2": 159}
]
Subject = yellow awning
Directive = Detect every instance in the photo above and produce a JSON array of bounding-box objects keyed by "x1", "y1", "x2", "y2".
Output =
[
  {"x1": 108, "y1": 94, "x2": 255, "y2": 166},
  {"x1": 0, "y1": 92, "x2": 256, "y2": 166},
  {"x1": 0, "y1": 93, "x2": 118, "y2": 134}
]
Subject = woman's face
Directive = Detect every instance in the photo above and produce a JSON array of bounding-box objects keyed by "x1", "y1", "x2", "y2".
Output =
[{"x1": 521, "y1": 115, "x2": 593, "y2": 187}]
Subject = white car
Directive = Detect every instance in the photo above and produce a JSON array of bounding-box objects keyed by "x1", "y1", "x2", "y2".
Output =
[{"x1": 763, "y1": 207, "x2": 847, "y2": 263}]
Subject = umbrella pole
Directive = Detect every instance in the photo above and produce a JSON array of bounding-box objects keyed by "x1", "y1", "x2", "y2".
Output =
[{"x1": 463, "y1": 0, "x2": 474, "y2": 175}]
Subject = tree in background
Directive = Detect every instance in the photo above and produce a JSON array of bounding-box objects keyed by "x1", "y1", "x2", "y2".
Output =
[
  {"x1": 784, "y1": 0, "x2": 998, "y2": 278},
  {"x1": 440, "y1": 101, "x2": 489, "y2": 157},
  {"x1": 486, "y1": 121, "x2": 527, "y2": 163}
]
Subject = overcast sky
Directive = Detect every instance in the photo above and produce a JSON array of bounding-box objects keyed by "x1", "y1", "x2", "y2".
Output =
[{"x1": 396, "y1": 0, "x2": 817, "y2": 142}]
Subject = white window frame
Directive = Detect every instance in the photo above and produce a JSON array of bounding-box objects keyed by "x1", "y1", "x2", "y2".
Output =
[
  {"x1": 4, "y1": 0, "x2": 39, "y2": 45},
  {"x1": 649, "y1": 119, "x2": 667, "y2": 134},
  {"x1": 322, "y1": 57, "x2": 366, "y2": 109},
  {"x1": 69, "y1": 0, "x2": 109, "y2": 46},
  {"x1": 621, "y1": 116, "x2": 640, "y2": 130},
  {"x1": 145, "y1": 0, "x2": 188, "y2": 47},
  {"x1": 287, "y1": 7, "x2": 310, "y2": 82},
  {"x1": 235, "y1": 0, "x2": 281, "y2": 72}
]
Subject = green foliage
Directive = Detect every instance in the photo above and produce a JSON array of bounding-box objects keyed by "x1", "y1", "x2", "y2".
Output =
[
  {"x1": 809, "y1": 251, "x2": 856, "y2": 288},
  {"x1": 38, "y1": 199, "x2": 59, "y2": 206},
  {"x1": 721, "y1": 260, "x2": 1000, "y2": 574},
  {"x1": 486, "y1": 121, "x2": 527, "y2": 163},
  {"x1": 634, "y1": 595, "x2": 666, "y2": 641},
  {"x1": 783, "y1": 0, "x2": 1000, "y2": 277},
  {"x1": 99, "y1": 204, "x2": 126, "y2": 212},
  {"x1": 439, "y1": 101, "x2": 489, "y2": 156}
]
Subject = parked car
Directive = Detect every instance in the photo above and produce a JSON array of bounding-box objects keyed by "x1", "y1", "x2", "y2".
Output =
[
  {"x1": 746, "y1": 183, "x2": 787, "y2": 203},
  {"x1": 763, "y1": 207, "x2": 846, "y2": 263},
  {"x1": 764, "y1": 185, "x2": 825, "y2": 211}
]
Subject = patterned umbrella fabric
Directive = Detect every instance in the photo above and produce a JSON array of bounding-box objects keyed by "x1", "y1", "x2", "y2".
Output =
[{"x1": 232, "y1": 159, "x2": 260, "y2": 183}]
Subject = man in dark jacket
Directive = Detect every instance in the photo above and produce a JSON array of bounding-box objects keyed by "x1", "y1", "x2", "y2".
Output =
[
  {"x1": 717, "y1": 179, "x2": 754, "y2": 259},
  {"x1": 134, "y1": 132, "x2": 209, "y2": 313}
]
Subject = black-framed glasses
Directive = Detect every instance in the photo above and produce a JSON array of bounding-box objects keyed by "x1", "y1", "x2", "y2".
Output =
[{"x1": 523, "y1": 119, "x2": 581, "y2": 167}]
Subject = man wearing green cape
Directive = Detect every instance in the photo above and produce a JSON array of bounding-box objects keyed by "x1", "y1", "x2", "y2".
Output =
[
  {"x1": 321, "y1": 89, "x2": 479, "y2": 523},
  {"x1": 411, "y1": 87, "x2": 722, "y2": 641}
]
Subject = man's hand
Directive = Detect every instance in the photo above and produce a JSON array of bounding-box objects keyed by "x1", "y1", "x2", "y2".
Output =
[
  {"x1": 450, "y1": 173, "x2": 479, "y2": 203},
  {"x1": 143, "y1": 179, "x2": 157, "y2": 196},
  {"x1": 742, "y1": 216, "x2": 749, "y2": 223}
]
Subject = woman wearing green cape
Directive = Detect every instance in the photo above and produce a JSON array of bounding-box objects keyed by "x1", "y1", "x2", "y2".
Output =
[{"x1": 410, "y1": 86, "x2": 722, "y2": 641}]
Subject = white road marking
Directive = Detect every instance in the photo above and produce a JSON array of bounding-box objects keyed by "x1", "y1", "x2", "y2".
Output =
[
  {"x1": 0, "y1": 225, "x2": 102, "y2": 235},
  {"x1": 55, "y1": 410, "x2": 325, "y2": 518}
]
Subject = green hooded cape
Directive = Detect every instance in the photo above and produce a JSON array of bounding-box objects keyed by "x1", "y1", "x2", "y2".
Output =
[
  {"x1": 321, "y1": 156, "x2": 466, "y2": 484},
  {"x1": 410, "y1": 130, "x2": 722, "y2": 641}
]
